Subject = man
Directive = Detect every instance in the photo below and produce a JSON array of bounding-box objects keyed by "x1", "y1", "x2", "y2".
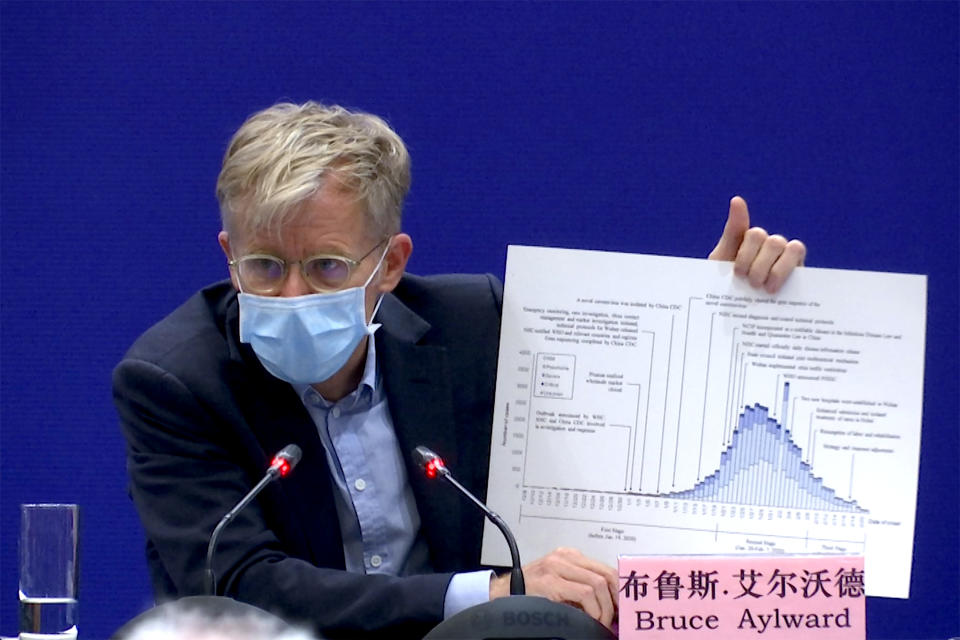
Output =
[{"x1": 113, "y1": 101, "x2": 805, "y2": 637}]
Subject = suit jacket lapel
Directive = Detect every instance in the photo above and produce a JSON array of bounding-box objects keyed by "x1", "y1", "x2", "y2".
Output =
[{"x1": 376, "y1": 294, "x2": 466, "y2": 573}]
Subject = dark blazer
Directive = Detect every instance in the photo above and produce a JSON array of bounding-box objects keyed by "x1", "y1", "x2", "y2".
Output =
[{"x1": 113, "y1": 273, "x2": 504, "y2": 638}]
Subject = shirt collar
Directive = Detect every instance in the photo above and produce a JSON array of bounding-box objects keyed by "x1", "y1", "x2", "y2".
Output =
[
  {"x1": 293, "y1": 336, "x2": 380, "y2": 408},
  {"x1": 358, "y1": 334, "x2": 379, "y2": 392}
]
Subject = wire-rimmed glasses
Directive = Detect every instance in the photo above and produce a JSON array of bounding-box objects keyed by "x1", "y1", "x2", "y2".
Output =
[{"x1": 230, "y1": 237, "x2": 389, "y2": 295}]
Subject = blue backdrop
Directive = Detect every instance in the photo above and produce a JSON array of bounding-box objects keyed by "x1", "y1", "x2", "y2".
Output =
[{"x1": 1, "y1": 2, "x2": 957, "y2": 637}]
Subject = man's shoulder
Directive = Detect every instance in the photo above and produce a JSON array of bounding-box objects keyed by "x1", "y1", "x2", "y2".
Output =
[
  {"x1": 120, "y1": 280, "x2": 237, "y2": 367},
  {"x1": 392, "y1": 272, "x2": 503, "y2": 313},
  {"x1": 380, "y1": 273, "x2": 503, "y2": 350}
]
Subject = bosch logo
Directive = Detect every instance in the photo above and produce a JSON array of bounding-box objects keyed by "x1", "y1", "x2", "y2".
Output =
[{"x1": 503, "y1": 610, "x2": 570, "y2": 627}]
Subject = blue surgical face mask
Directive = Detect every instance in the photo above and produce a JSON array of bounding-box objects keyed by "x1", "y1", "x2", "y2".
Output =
[{"x1": 237, "y1": 245, "x2": 388, "y2": 385}]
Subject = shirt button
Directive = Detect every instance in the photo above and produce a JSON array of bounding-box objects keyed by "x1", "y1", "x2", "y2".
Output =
[
  {"x1": 354, "y1": 478, "x2": 366, "y2": 491},
  {"x1": 370, "y1": 554, "x2": 382, "y2": 568},
  {"x1": 331, "y1": 407, "x2": 341, "y2": 418}
]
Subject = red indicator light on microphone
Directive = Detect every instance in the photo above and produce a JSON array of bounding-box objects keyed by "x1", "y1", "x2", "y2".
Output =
[
  {"x1": 272, "y1": 457, "x2": 291, "y2": 477},
  {"x1": 425, "y1": 457, "x2": 444, "y2": 479}
]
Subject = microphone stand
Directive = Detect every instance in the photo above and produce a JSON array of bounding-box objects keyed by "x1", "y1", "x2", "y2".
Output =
[
  {"x1": 205, "y1": 472, "x2": 276, "y2": 596},
  {"x1": 205, "y1": 445, "x2": 302, "y2": 596},
  {"x1": 413, "y1": 445, "x2": 614, "y2": 640},
  {"x1": 435, "y1": 466, "x2": 525, "y2": 596}
]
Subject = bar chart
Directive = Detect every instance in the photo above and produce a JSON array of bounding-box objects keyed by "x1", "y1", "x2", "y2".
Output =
[{"x1": 482, "y1": 246, "x2": 926, "y2": 597}]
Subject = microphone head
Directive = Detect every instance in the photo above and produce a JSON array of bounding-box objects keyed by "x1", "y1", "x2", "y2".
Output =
[
  {"x1": 271, "y1": 444, "x2": 302, "y2": 478},
  {"x1": 412, "y1": 445, "x2": 446, "y2": 479}
]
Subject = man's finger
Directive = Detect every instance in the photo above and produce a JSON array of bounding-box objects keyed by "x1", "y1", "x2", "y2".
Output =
[
  {"x1": 746, "y1": 234, "x2": 788, "y2": 288},
  {"x1": 551, "y1": 560, "x2": 616, "y2": 626},
  {"x1": 708, "y1": 196, "x2": 751, "y2": 262},
  {"x1": 553, "y1": 547, "x2": 620, "y2": 602},
  {"x1": 547, "y1": 579, "x2": 602, "y2": 623},
  {"x1": 518, "y1": 549, "x2": 619, "y2": 628},
  {"x1": 733, "y1": 226, "x2": 767, "y2": 277},
  {"x1": 763, "y1": 239, "x2": 807, "y2": 294}
]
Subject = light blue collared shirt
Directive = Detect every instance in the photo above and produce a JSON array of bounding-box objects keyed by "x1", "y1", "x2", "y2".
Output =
[{"x1": 293, "y1": 336, "x2": 491, "y2": 618}]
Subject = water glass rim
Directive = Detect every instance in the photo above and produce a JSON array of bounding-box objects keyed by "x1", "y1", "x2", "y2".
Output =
[{"x1": 21, "y1": 503, "x2": 79, "y2": 508}]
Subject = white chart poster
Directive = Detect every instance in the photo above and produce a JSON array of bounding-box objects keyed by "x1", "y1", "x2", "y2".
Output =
[{"x1": 481, "y1": 246, "x2": 927, "y2": 599}]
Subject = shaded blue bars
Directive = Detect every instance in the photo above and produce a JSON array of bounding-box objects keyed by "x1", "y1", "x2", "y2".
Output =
[{"x1": 666, "y1": 392, "x2": 865, "y2": 513}]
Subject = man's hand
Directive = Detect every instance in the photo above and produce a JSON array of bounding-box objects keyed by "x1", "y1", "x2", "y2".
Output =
[
  {"x1": 490, "y1": 547, "x2": 618, "y2": 629},
  {"x1": 708, "y1": 196, "x2": 806, "y2": 294}
]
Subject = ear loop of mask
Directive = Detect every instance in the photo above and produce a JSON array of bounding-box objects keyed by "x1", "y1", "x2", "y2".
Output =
[{"x1": 366, "y1": 239, "x2": 392, "y2": 324}]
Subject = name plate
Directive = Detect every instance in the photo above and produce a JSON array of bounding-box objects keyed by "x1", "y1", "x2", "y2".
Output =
[{"x1": 618, "y1": 555, "x2": 865, "y2": 639}]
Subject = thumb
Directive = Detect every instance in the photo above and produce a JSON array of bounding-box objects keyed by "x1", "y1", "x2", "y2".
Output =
[{"x1": 708, "y1": 196, "x2": 751, "y2": 261}]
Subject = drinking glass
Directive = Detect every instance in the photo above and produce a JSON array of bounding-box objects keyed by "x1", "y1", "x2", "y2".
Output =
[{"x1": 19, "y1": 504, "x2": 79, "y2": 640}]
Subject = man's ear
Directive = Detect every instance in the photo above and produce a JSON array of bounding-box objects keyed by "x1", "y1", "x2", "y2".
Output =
[
  {"x1": 377, "y1": 233, "x2": 413, "y2": 294},
  {"x1": 218, "y1": 230, "x2": 241, "y2": 290}
]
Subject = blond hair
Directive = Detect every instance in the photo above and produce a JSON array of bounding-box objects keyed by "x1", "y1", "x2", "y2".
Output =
[{"x1": 216, "y1": 101, "x2": 410, "y2": 237}]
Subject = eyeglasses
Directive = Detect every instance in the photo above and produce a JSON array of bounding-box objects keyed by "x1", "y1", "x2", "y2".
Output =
[{"x1": 230, "y1": 237, "x2": 390, "y2": 295}]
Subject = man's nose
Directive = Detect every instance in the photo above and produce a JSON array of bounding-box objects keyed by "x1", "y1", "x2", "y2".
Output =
[{"x1": 278, "y1": 264, "x2": 313, "y2": 297}]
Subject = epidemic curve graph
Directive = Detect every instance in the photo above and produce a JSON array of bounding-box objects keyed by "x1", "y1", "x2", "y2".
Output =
[
  {"x1": 666, "y1": 383, "x2": 867, "y2": 513},
  {"x1": 484, "y1": 246, "x2": 927, "y2": 598}
]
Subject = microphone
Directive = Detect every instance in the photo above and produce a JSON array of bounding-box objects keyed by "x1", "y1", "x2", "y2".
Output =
[
  {"x1": 205, "y1": 444, "x2": 302, "y2": 595},
  {"x1": 412, "y1": 445, "x2": 525, "y2": 596}
]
